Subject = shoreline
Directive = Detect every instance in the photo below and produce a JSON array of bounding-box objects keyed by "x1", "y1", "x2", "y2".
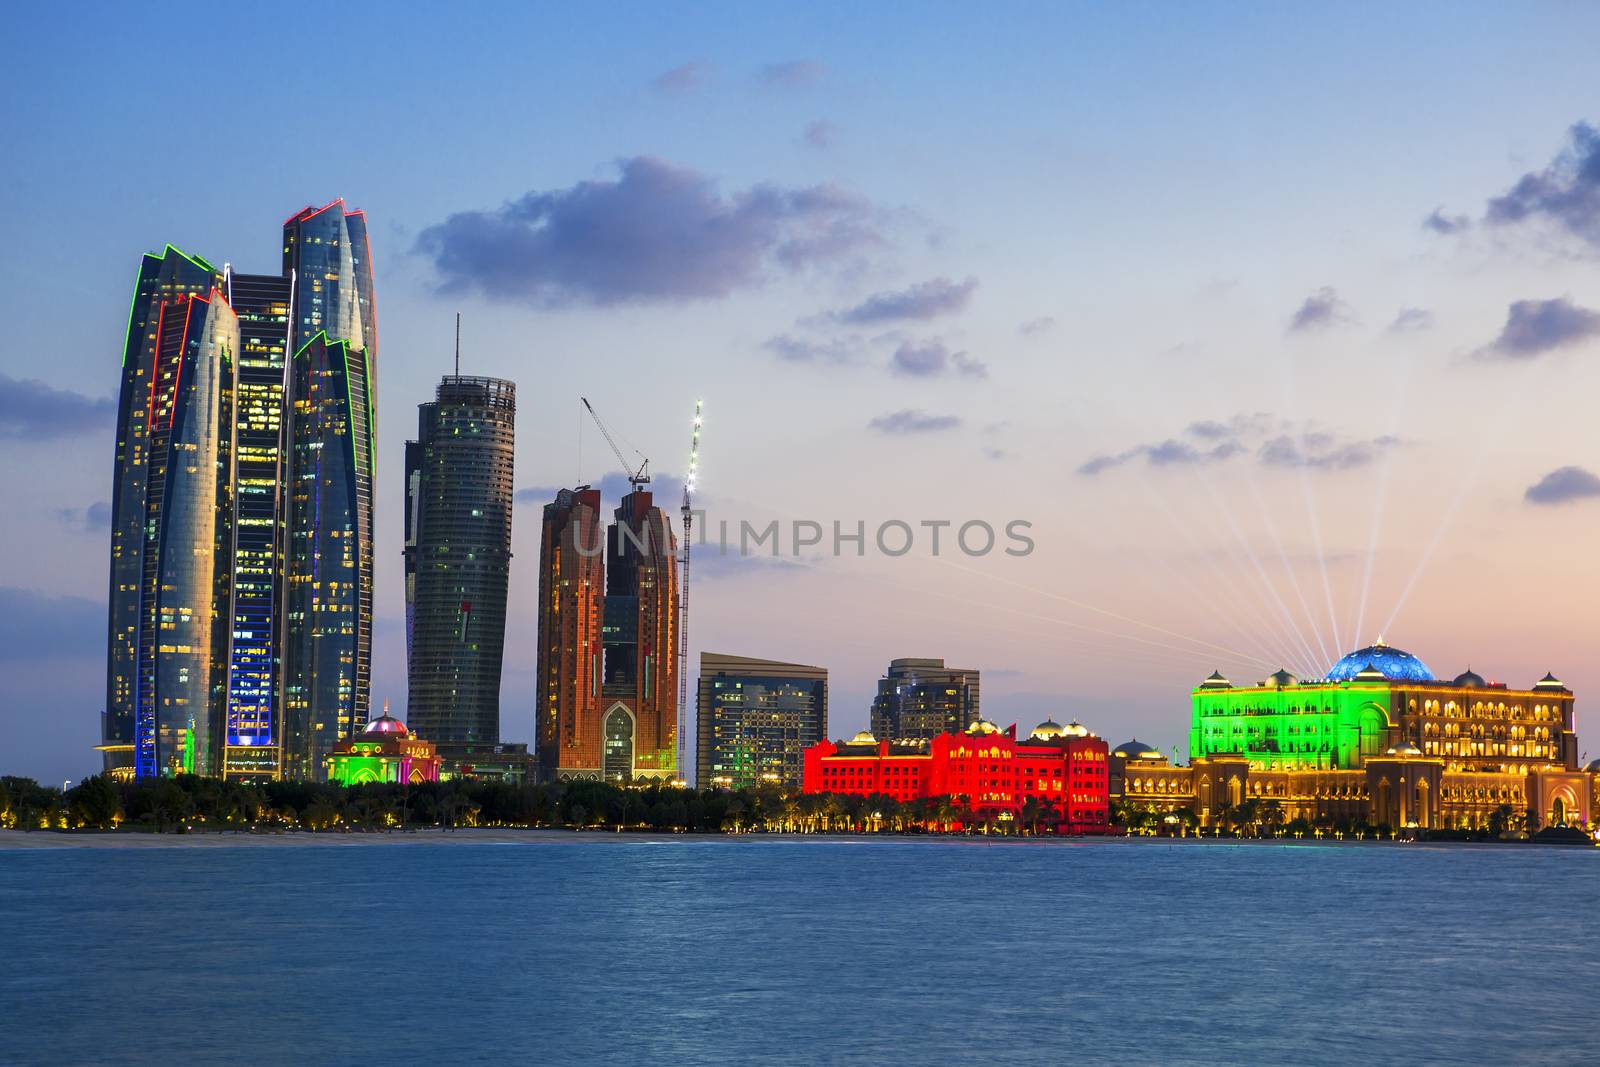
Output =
[{"x1": 2, "y1": 828, "x2": 1594, "y2": 851}]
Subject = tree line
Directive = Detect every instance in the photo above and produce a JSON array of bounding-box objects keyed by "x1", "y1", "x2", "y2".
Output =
[{"x1": 0, "y1": 774, "x2": 1087, "y2": 836}]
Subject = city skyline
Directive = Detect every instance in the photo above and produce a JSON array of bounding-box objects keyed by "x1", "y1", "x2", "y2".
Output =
[{"x1": 10, "y1": 4, "x2": 1600, "y2": 786}]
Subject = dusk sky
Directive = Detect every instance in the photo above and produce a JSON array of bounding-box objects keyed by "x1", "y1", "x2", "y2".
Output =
[{"x1": 6, "y1": 2, "x2": 1600, "y2": 784}]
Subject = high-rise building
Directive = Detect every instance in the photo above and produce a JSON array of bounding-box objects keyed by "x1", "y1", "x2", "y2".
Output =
[
  {"x1": 103, "y1": 247, "x2": 237, "y2": 778},
  {"x1": 535, "y1": 487, "x2": 604, "y2": 780},
  {"x1": 601, "y1": 490, "x2": 678, "y2": 781},
  {"x1": 281, "y1": 332, "x2": 375, "y2": 780},
  {"x1": 404, "y1": 375, "x2": 516, "y2": 745},
  {"x1": 535, "y1": 485, "x2": 679, "y2": 782},
  {"x1": 869, "y1": 657, "x2": 981, "y2": 741},
  {"x1": 279, "y1": 200, "x2": 378, "y2": 781},
  {"x1": 103, "y1": 201, "x2": 377, "y2": 782},
  {"x1": 220, "y1": 271, "x2": 292, "y2": 779},
  {"x1": 697, "y1": 653, "x2": 828, "y2": 790}
]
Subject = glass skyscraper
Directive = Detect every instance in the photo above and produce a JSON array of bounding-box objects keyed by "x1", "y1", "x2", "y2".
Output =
[
  {"x1": 104, "y1": 247, "x2": 238, "y2": 778},
  {"x1": 221, "y1": 271, "x2": 293, "y2": 779},
  {"x1": 103, "y1": 201, "x2": 378, "y2": 782},
  {"x1": 404, "y1": 375, "x2": 516, "y2": 746}
]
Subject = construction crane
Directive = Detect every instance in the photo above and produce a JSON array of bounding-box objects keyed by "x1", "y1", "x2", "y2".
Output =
[
  {"x1": 580, "y1": 396, "x2": 650, "y2": 489},
  {"x1": 677, "y1": 399, "x2": 703, "y2": 783}
]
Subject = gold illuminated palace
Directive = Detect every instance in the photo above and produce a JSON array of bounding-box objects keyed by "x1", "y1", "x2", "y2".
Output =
[{"x1": 1112, "y1": 641, "x2": 1598, "y2": 831}]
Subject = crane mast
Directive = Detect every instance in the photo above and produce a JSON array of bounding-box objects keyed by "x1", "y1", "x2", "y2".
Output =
[{"x1": 677, "y1": 400, "x2": 702, "y2": 784}]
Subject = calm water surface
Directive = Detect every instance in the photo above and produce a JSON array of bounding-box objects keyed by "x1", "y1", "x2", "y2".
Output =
[{"x1": 2, "y1": 835, "x2": 1597, "y2": 1065}]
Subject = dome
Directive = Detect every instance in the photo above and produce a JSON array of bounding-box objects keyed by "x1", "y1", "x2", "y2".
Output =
[
  {"x1": 1586, "y1": 758, "x2": 1600, "y2": 774},
  {"x1": 1265, "y1": 668, "x2": 1297, "y2": 688},
  {"x1": 1029, "y1": 719, "x2": 1065, "y2": 740},
  {"x1": 1113, "y1": 739, "x2": 1163, "y2": 761},
  {"x1": 1452, "y1": 668, "x2": 1485, "y2": 688},
  {"x1": 1386, "y1": 741, "x2": 1423, "y2": 757},
  {"x1": 848, "y1": 730, "x2": 878, "y2": 745},
  {"x1": 363, "y1": 714, "x2": 409, "y2": 737},
  {"x1": 1062, "y1": 720, "x2": 1089, "y2": 737},
  {"x1": 965, "y1": 719, "x2": 1001, "y2": 736},
  {"x1": 1533, "y1": 672, "x2": 1567, "y2": 691},
  {"x1": 1326, "y1": 639, "x2": 1434, "y2": 683},
  {"x1": 1199, "y1": 670, "x2": 1232, "y2": 690}
]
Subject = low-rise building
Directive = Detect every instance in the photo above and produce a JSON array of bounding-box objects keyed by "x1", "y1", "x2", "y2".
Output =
[
  {"x1": 1116, "y1": 643, "x2": 1594, "y2": 830},
  {"x1": 803, "y1": 719, "x2": 1110, "y2": 833},
  {"x1": 326, "y1": 713, "x2": 441, "y2": 787}
]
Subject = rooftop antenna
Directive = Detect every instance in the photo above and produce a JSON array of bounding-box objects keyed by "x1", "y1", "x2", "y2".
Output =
[{"x1": 454, "y1": 313, "x2": 460, "y2": 377}]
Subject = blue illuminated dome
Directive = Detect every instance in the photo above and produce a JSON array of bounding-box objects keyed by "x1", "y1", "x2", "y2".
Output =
[{"x1": 1326, "y1": 639, "x2": 1434, "y2": 683}]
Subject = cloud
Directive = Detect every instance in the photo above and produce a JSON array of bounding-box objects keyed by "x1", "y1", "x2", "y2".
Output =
[
  {"x1": 804, "y1": 121, "x2": 834, "y2": 149},
  {"x1": 1078, "y1": 415, "x2": 1393, "y2": 476},
  {"x1": 0, "y1": 587, "x2": 103, "y2": 661},
  {"x1": 764, "y1": 333, "x2": 861, "y2": 364},
  {"x1": 868, "y1": 410, "x2": 961, "y2": 434},
  {"x1": 517, "y1": 471, "x2": 687, "y2": 509},
  {"x1": 835, "y1": 276, "x2": 978, "y2": 325},
  {"x1": 651, "y1": 61, "x2": 710, "y2": 94},
  {"x1": 1525, "y1": 466, "x2": 1600, "y2": 505},
  {"x1": 1485, "y1": 121, "x2": 1600, "y2": 247},
  {"x1": 415, "y1": 157, "x2": 881, "y2": 306},
  {"x1": 982, "y1": 447, "x2": 1008, "y2": 461},
  {"x1": 1422, "y1": 207, "x2": 1470, "y2": 235},
  {"x1": 1257, "y1": 432, "x2": 1399, "y2": 470},
  {"x1": 889, "y1": 339, "x2": 987, "y2": 379},
  {"x1": 1389, "y1": 307, "x2": 1435, "y2": 333},
  {"x1": 1019, "y1": 316, "x2": 1056, "y2": 336},
  {"x1": 1287, "y1": 287, "x2": 1355, "y2": 332},
  {"x1": 55, "y1": 501, "x2": 111, "y2": 531},
  {"x1": 759, "y1": 59, "x2": 826, "y2": 88},
  {"x1": 1478, "y1": 296, "x2": 1600, "y2": 359},
  {"x1": 0, "y1": 374, "x2": 115, "y2": 440}
]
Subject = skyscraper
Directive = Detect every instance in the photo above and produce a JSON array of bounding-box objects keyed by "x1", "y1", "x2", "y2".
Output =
[
  {"x1": 103, "y1": 247, "x2": 237, "y2": 778},
  {"x1": 281, "y1": 332, "x2": 375, "y2": 781},
  {"x1": 535, "y1": 487, "x2": 604, "y2": 780},
  {"x1": 103, "y1": 200, "x2": 378, "y2": 782},
  {"x1": 404, "y1": 375, "x2": 516, "y2": 745},
  {"x1": 279, "y1": 200, "x2": 378, "y2": 781},
  {"x1": 535, "y1": 484, "x2": 680, "y2": 782},
  {"x1": 220, "y1": 271, "x2": 293, "y2": 779},
  {"x1": 601, "y1": 489, "x2": 679, "y2": 782},
  {"x1": 869, "y1": 658, "x2": 981, "y2": 741},
  {"x1": 697, "y1": 653, "x2": 828, "y2": 790}
]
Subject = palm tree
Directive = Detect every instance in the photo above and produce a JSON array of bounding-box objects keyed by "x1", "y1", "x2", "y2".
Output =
[{"x1": 1020, "y1": 796, "x2": 1042, "y2": 837}]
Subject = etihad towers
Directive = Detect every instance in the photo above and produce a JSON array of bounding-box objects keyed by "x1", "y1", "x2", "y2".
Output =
[{"x1": 102, "y1": 200, "x2": 377, "y2": 782}]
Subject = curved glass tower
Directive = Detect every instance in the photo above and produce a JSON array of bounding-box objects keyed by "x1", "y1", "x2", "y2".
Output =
[{"x1": 104, "y1": 247, "x2": 238, "y2": 778}]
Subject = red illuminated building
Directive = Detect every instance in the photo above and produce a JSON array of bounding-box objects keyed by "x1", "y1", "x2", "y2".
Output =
[{"x1": 802, "y1": 719, "x2": 1111, "y2": 833}]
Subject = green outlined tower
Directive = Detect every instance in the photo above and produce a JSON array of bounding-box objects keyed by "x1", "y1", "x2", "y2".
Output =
[
  {"x1": 103, "y1": 247, "x2": 238, "y2": 778},
  {"x1": 282, "y1": 332, "x2": 375, "y2": 781}
]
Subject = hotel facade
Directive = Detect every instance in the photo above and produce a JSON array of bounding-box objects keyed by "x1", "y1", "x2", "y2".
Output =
[
  {"x1": 803, "y1": 719, "x2": 1111, "y2": 833},
  {"x1": 1116, "y1": 641, "x2": 1595, "y2": 830}
]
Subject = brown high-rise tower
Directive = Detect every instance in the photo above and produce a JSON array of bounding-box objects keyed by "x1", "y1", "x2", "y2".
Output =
[
  {"x1": 535, "y1": 487, "x2": 604, "y2": 780},
  {"x1": 534, "y1": 485, "x2": 678, "y2": 782}
]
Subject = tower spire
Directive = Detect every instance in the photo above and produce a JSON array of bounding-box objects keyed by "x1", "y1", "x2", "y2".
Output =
[{"x1": 454, "y1": 312, "x2": 460, "y2": 377}]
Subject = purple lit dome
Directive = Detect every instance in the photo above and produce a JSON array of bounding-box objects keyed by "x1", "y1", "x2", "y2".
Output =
[{"x1": 363, "y1": 715, "x2": 410, "y2": 737}]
